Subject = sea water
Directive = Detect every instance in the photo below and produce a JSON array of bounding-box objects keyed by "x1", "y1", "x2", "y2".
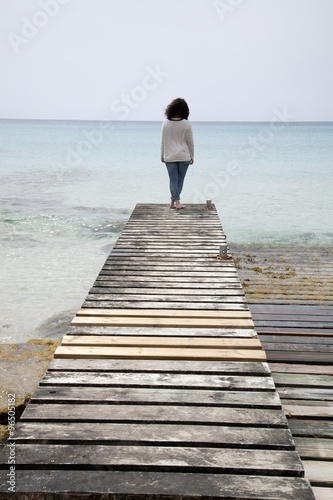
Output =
[{"x1": 1, "y1": 119, "x2": 332, "y2": 343}]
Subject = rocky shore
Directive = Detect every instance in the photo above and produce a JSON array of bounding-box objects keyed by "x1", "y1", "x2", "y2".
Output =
[{"x1": 0, "y1": 339, "x2": 60, "y2": 443}]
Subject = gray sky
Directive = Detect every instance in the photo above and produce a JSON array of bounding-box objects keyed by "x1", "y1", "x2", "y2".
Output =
[{"x1": 1, "y1": 0, "x2": 333, "y2": 121}]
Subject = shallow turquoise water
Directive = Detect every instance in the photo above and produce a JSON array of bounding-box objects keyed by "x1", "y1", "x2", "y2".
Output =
[{"x1": 0, "y1": 120, "x2": 332, "y2": 342}]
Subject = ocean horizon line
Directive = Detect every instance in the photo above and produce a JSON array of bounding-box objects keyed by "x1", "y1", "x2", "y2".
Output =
[{"x1": 1, "y1": 118, "x2": 333, "y2": 125}]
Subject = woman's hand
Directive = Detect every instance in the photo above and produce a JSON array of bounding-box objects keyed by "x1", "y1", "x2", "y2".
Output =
[{"x1": 190, "y1": 159, "x2": 194, "y2": 165}]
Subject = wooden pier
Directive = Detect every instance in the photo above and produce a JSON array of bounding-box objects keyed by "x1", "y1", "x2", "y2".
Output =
[{"x1": 0, "y1": 204, "x2": 316, "y2": 499}]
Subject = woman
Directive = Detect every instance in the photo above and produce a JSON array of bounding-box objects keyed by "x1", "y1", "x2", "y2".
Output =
[{"x1": 161, "y1": 98, "x2": 194, "y2": 209}]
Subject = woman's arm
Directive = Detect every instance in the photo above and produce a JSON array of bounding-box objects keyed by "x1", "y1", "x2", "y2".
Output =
[
  {"x1": 161, "y1": 122, "x2": 165, "y2": 162},
  {"x1": 187, "y1": 124, "x2": 194, "y2": 164}
]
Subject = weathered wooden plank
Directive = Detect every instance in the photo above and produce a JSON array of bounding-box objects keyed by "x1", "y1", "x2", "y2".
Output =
[
  {"x1": 67, "y1": 325, "x2": 258, "y2": 338},
  {"x1": 71, "y1": 316, "x2": 254, "y2": 329},
  {"x1": 107, "y1": 257, "x2": 236, "y2": 265},
  {"x1": 120, "y1": 225, "x2": 224, "y2": 229},
  {"x1": 102, "y1": 265, "x2": 237, "y2": 272},
  {"x1": 105, "y1": 258, "x2": 236, "y2": 266},
  {"x1": 128, "y1": 221, "x2": 220, "y2": 225},
  {"x1": 257, "y1": 319, "x2": 333, "y2": 328},
  {"x1": 255, "y1": 343, "x2": 333, "y2": 353},
  {"x1": 118, "y1": 229, "x2": 224, "y2": 233},
  {"x1": 21, "y1": 404, "x2": 288, "y2": 427},
  {"x1": 95, "y1": 279, "x2": 243, "y2": 289},
  {"x1": 114, "y1": 245, "x2": 225, "y2": 251},
  {"x1": 84, "y1": 294, "x2": 247, "y2": 304},
  {"x1": 272, "y1": 373, "x2": 333, "y2": 388},
  {"x1": 124, "y1": 221, "x2": 223, "y2": 225},
  {"x1": 256, "y1": 328, "x2": 333, "y2": 336},
  {"x1": 260, "y1": 335, "x2": 333, "y2": 344},
  {"x1": 98, "y1": 270, "x2": 239, "y2": 277},
  {"x1": 118, "y1": 231, "x2": 225, "y2": 236},
  {"x1": 112, "y1": 246, "x2": 226, "y2": 253},
  {"x1": 54, "y1": 345, "x2": 266, "y2": 361},
  {"x1": 40, "y1": 372, "x2": 274, "y2": 391},
  {"x1": 47, "y1": 358, "x2": 270, "y2": 374},
  {"x1": 254, "y1": 314, "x2": 333, "y2": 323},
  {"x1": 107, "y1": 251, "x2": 232, "y2": 258},
  {"x1": 266, "y1": 351, "x2": 333, "y2": 365},
  {"x1": 90, "y1": 286, "x2": 245, "y2": 296},
  {"x1": 250, "y1": 304, "x2": 333, "y2": 314},
  {"x1": 282, "y1": 403, "x2": 333, "y2": 419},
  {"x1": 102, "y1": 264, "x2": 235, "y2": 272},
  {"x1": 250, "y1": 300, "x2": 333, "y2": 306},
  {"x1": 13, "y1": 422, "x2": 295, "y2": 448},
  {"x1": 277, "y1": 388, "x2": 333, "y2": 401},
  {"x1": 120, "y1": 227, "x2": 224, "y2": 231},
  {"x1": 288, "y1": 420, "x2": 333, "y2": 438},
  {"x1": 281, "y1": 400, "x2": 333, "y2": 408},
  {"x1": 270, "y1": 364, "x2": 333, "y2": 375},
  {"x1": 303, "y1": 461, "x2": 333, "y2": 487},
  {"x1": 0, "y1": 470, "x2": 316, "y2": 499},
  {"x1": 0, "y1": 445, "x2": 304, "y2": 476},
  {"x1": 294, "y1": 437, "x2": 333, "y2": 460},
  {"x1": 118, "y1": 229, "x2": 225, "y2": 234},
  {"x1": 82, "y1": 300, "x2": 250, "y2": 310},
  {"x1": 61, "y1": 335, "x2": 262, "y2": 350},
  {"x1": 31, "y1": 386, "x2": 282, "y2": 408},
  {"x1": 75, "y1": 308, "x2": 252, "y2": 319},
  {"x1": 96, "y1": 275, "x2": 241, "y2": 283},
  {"x1": 114, "y1": 242, "x2": 228, "y2": 248}
]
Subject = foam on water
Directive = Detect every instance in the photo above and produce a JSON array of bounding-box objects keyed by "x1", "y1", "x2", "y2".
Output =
[{"x1": 0, "y1": 119, "x2": 332, "y2": 343}]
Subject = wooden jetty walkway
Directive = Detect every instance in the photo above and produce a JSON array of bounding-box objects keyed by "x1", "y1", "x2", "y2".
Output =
[{"x1": 0, "y1": 204, "x2": 316, "y2": 499}]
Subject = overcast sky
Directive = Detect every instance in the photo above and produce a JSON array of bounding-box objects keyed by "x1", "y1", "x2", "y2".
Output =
[{"x1": 1, "y1": 0, "x2": 332, "y2": 121}]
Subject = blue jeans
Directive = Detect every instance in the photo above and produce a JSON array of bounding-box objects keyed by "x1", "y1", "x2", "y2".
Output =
[{"x1": 165, "y1": 161, "x2": 190, "y2": 200}]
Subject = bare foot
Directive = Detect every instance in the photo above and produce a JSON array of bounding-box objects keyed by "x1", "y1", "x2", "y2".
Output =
[
  {"x1": 175, "y1": 201, "x2": 185, "y2": 210},
  {"x1": 169, "y1": 200, "x2": 175, "y2": 209}
]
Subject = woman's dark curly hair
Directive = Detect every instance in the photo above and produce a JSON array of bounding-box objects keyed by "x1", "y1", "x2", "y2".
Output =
[{"x1": 165, "y1": 98, "x2": 190, "y2": 120}]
